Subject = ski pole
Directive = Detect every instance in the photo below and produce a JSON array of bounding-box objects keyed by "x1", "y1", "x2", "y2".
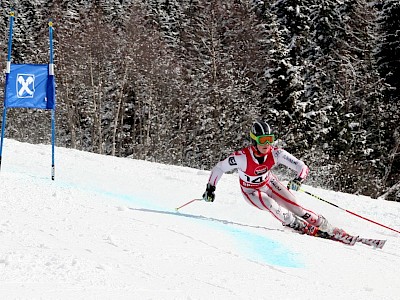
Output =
[
  {"x1": 175, "y1": 198, "x2": 202, "y2": 211},
  {"x1": 300, "y1": 189, "x2": 400, "y2": 234}
]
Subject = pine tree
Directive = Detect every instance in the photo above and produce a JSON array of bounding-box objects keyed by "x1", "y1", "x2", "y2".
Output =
[
  {"x1": 375, "y1": 0, "x2": 400, "y2": 201},
  {"x1": 177, "y1": 1, "x2": 267, "y2": 168}
]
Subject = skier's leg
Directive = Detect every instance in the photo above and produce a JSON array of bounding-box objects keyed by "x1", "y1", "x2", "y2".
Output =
[
  {"x1": 240, "y1": 186, "x2": 294, "y2": 224},
  {"x1": 240, "y1": 186, "x2": 319, "y2": 235},
  {"x1": 265, "y1": 174, "x2": 330, "y2": 230}
]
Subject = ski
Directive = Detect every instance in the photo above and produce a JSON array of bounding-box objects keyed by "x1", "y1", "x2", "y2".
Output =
[
  {"x1": 286, "y1": 222, "x2": 387, "y2": 249},
  {"x1": 317, "y1": 229, "x2": 386, "y2": 249},
  {"x1": 356, "y1": 237, "x2": 386, "y2": 249},
  {"x1": 331, "y1": 231, "x2": 358, "y2": 246}
]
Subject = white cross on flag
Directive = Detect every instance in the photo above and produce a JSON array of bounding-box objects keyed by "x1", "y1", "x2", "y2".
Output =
[{"x1": 17, "y1": 74, "x2": 35, "y2": 98}]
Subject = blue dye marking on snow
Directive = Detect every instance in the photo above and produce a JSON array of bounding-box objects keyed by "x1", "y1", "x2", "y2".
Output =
[
  {"x1": 202, "y1": 220, "x2": 303, "y2": 268},
  {"x1": 102, "y1": 190, "x2": 168, "y2": 212},
  {"x1": 41, "y1": 178, "x2": 303, "y2": 268},
  {"x1": 114, "y1": 194, "x2": 303, "y2": 268},
  {"x1": 93, "y1": 188, "x2": 303, "y2": 268},
  {"x1": 229, "y1": 227, "x2": 302, "y2": 268}
]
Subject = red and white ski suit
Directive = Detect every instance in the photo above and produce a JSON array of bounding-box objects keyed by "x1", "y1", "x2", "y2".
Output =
[{"x1": 207, "y1": 145, "x2": 323, "y2": 226}]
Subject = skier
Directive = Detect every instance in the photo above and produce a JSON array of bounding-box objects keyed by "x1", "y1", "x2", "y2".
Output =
[{"x1": 202, "y1": 120, "x2": 335, "y2": 236}]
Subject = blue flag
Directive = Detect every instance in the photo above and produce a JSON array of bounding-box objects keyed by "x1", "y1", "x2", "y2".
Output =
[{"x1": 5, "y1": 64, "x2": 55, "y2": 109}]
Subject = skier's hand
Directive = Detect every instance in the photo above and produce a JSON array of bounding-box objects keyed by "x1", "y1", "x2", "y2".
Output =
[
  {"x1": 202, "y1": 183, "x2": 216, "y2": 202},
  {"x1": 287, "y1": 177, "x2": 303, "y2": 191}
]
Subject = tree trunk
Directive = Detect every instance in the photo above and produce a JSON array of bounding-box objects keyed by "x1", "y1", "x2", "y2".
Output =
[{"x1": 111, "y1": 64, "x2": 128, "y2": 156}]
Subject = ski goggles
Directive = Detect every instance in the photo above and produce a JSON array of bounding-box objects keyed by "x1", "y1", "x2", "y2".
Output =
[{"x1": 250, "y1": 132, "x2": 275, "y2": 145}]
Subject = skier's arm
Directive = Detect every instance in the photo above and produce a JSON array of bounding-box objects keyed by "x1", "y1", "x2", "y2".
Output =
[
  {"x1": 203, "y1": 153, "x2": 241, "y2": 202},
  {"x1": 273, "y1": 148, "x2": 309, "y2": 191},
  {"x1": 208, "y1": 154, "x2": 240, "y2": 186},
  {"x1": 273, "y1": 148, "x2": 309, "y2": 180}
]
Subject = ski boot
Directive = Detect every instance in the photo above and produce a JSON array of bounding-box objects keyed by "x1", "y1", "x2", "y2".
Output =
[
  {"x1": 284, "y1": 215, "x2": 319, "y2": 236},
  {"x1": 317, "y1": 215, "x2": 334, "y2": 235}
]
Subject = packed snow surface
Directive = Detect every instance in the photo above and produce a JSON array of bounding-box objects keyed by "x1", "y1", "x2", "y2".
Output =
[{"x1": 0, "y1": 139, "x2": 399, "y2": 299}]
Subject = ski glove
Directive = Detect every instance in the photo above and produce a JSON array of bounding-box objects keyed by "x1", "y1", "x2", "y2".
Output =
[
  {"x1": 287, "y1": 177, "x2": 303, "y2": 191},
  {"x1": 202, "y1": 183, "x2": 216, "y2": 202}
]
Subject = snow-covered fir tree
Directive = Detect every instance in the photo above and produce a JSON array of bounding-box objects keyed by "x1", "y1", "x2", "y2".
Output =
[{"x1": 0, "y1": 0, "x2": 397, "y2": 200}]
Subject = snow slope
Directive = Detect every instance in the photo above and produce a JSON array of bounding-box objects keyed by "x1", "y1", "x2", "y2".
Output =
[{"x1": 0, "y1": 139, "x2": 399, "y2": 299}]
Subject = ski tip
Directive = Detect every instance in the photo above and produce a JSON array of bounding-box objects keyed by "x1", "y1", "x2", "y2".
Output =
[
  {"x1": 357, "y1": 237, "x2": 387, "y2": 249},
  {"x1": 374, "y1": 240, "x2": 387, "y2": 249}
]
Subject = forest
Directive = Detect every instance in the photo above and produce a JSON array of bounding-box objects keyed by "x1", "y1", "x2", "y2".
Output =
[{"x1": 0, "y1": 0, "x2": 398, "y2": 201}]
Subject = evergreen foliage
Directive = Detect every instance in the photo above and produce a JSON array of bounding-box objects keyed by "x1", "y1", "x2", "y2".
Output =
[
  {"x1": 375, "y1": 0, "x2": 400, "y2": 201},
  {"x1": 0, "y1": 0, "x2": 398, "y2": 200}
]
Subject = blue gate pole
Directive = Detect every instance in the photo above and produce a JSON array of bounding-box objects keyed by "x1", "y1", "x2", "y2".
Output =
[
  {"x1": 49, "y1": 19, "x2": 56, "y2": 180},
  {"x1": 0, "y1": 10, "x2": 15, "y2": 171}
]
